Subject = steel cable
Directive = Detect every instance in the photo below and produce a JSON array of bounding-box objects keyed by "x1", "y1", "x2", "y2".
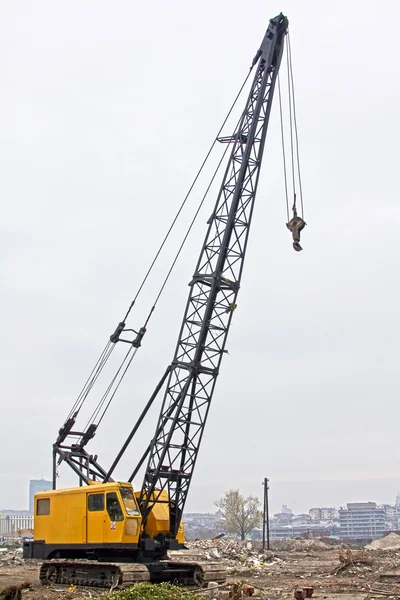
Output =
[
  {"x1": 287, "y1": 32, "x2": 305, "y2": 219},
  {"x1": 122, "y1": 69, "x2": 254, "y2": 323},
  {"x1": 69, "y1": 67, "x2": 255, "y2": 431},
  {"x1": 277, "y1": 73, "x2": 290, "y2": 223}
]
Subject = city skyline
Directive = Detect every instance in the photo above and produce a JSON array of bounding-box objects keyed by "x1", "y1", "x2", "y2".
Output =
[{"x1": 2, "y1": 474, "x2": 400, "y2": 517}]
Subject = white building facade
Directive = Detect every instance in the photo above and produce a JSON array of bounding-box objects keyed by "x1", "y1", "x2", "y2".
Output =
[{"x1": 0, "y1": 513, "x2": 33, "y2": 534}]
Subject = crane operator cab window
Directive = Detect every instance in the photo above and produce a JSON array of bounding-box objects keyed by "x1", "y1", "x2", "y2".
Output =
[
  {"x1": 106, "y1": 492, "x2": 124, "y2": 521},
  {"x1": 88, "y1": 493, "x2": 104, "y2": 511},
  {"x1": 120, "y1": 487, "x2": 140, "y2": 516}
]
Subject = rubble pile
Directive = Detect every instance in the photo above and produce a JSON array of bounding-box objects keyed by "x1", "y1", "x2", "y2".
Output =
[
  {"x1": 332, "y1": 554, "x2": 373, "y2": 576},
  {"x1": 0, "y1": 549, "x2": 24, "y2": 568},
  {"x1": 270, "y1": 538, "x2": 333, "y2": 552},
  {"x1": 366, "y1": 532, "x2": 400, "y2": 550},
  {"x1": 186, "y1": 537, "x2": 335, "y2": 566},
  {"x1": 186, "y1": 539, "x2": 279, "y2": 570}
]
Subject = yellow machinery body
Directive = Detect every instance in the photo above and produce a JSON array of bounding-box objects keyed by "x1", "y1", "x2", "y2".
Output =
[
  {"x1": 33, "y1": 482, "x2": 184, "y2": 550},
  {"x1": 28, "y1": 482, "x2": 225, "y2": 588}
]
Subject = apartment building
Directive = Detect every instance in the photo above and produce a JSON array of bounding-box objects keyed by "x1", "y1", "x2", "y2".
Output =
[
  {"x1": 0, "y1": 513, "x2": 33, "y2": 534},
  {"x1": 309, "y1": 507, "x2": 338, "y2": 522},
  {"x1": 339, "y1": 502, "x2": 385, "y2": 540}
]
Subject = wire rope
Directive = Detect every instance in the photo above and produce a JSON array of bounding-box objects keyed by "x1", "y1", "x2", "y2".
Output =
[
  {"x1": 70, "y1": 69, "x2": 254, "y2": 432},
  {"x1": 65, "y1": 69, "x2": 253, "y2": 425},
  {"x1": 286, "y1": 37, "x2": 296, "y2": 204},
  {"x1": 277, "y1": 73, "x2": 290, "y2": 223},
  {"x1": 287, "y1": 32, "x2": 305, "y2": 219},
  {"x1": 67, "y1": 341, "x2": 114, "y2": 419},
  {"x1": 122, "y1": 70, "x2": 253, "y2": 323}
]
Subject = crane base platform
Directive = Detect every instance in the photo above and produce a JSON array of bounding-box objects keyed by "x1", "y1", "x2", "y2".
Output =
[{"x1": 39, "y1": 559, "x2": 227, "y2": 588}]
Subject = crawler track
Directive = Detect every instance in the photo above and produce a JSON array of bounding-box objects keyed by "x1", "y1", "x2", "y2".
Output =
[
  {"x1": 39, "y1": 560, "x2": 150, "y2": 588},
  {"x1": 39, "y1": 559, "x2": 226, "y2": 588}
]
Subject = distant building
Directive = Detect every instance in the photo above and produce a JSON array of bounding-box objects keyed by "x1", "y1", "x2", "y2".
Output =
[
  {"x1": 0, "y1": 513, "x2": 33, "y2": 535},
  {"x1": 381, "y1": 504, "x2": 396, "y2": 519},
  {"x1": 292, "y1": 513, "x2": 311, "y2": 526},
  {"x1": 29, "y1": 479, "x2": 52, "y2": 513},
  {"x1": 309, "y1": 507, "x2": 338, "y2": 522},
  {"x1": 251, "y1": 520, "x2": 339, "y2": 540},
  {"x1": 274, "y1": 505, "x2": 294, "y2": 525},
  {"x1": 339, "y1": 502, "x2": 385, "y2": 540},
  {"x1": 183, "y1": 511, "x2": 223, "y2": 540},
  {"x1": 264, "y1": 522, "x2": 334, "y2": 540},
  {"x1": 9, "y1": 514, "x2": 33, "y2": 531},
  {"x1": 395, "y1": 494, "x2": 400, "y2": 529},
  {"x1": 379, "y1": 503, "x2": 397, "y2": 530},
  {"x1": 0, "y1": 514, "x2": 7, "y2": 535}
]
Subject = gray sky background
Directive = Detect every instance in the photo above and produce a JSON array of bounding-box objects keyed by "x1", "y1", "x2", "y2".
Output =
[{"x1": 1, "y1": 0, "x2": 400, "y2": 516}]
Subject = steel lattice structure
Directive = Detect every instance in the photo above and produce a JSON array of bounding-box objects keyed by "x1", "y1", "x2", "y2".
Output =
[
  {"x1": 138, "y1": 13, "x2": 288, "y2": 537},
  {"x1": 50, "y1": 14, "x2": 288, "y2": 545}
]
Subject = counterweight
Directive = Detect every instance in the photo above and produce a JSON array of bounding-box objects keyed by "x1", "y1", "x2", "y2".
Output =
[{"x1": 138, "y1": 13, "x2": 288, "y2": 536}]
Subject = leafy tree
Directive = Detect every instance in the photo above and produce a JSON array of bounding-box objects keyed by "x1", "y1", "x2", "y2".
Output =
[{"x1": 215, "y1": 489, "x2": 262, "y2": 541}]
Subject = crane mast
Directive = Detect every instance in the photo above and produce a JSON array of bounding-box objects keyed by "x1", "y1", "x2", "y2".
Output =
[
  {"x1": 25, "y1": 14, "x2": 300, "y2": 589},
  {"x1": 138, "y1": 13, "x2": 288, "y2": 537},
  {"x1": 49, "y1": 10, "x2": 289, "y2": 543}
]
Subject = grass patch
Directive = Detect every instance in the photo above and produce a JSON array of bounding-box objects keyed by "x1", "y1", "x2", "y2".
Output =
[{"x1": 78, "y1": 582, "x2": 202, "y2": 600}]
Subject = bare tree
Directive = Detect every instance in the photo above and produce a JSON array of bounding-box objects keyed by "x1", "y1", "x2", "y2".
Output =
[{"x1": 215, "y1": 489, "x2": 262, "y2": 541}]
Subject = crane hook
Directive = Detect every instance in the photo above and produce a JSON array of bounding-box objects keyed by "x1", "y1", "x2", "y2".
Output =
[{"x1": 286, "y1": 198, "x2": 306, "y2": 252}]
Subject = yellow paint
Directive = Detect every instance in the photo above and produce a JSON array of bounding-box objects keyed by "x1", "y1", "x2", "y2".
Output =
[
  {"x1": 34, "y1": 482, "x2": 184, "y2": 546},
  {"x1": 134, "y1": 489, "x2": 185, "y2": 544},
  {"x1": 34, "y1": 482, "x2": 141, "y2": 545}
]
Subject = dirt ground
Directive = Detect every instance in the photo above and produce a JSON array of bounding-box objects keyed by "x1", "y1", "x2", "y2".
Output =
[{"x1": 1, "y1": 546, "x2": 400, "y2": 599}]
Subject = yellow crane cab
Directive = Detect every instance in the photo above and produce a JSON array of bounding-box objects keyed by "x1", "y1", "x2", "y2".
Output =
[{"x1": 27, "y1": 481, "x2": 184, "y2": 561}]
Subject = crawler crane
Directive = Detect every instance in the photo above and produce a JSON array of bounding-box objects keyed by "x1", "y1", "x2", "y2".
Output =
[{"x1": 23, "y1": 13, "x2": 300, "y2": 588}]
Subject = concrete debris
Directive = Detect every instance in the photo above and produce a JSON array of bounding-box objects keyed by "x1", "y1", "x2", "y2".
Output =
[
  {"x1": 330, "y1": 550, "x2": 373, "y2": 575},
  {"x1": 205, "y1": 582, "x2": 220, "y2": 598},
  {"x1": 272, "y1": 538, "x2": 333, "y2": 552},
  {"x1": 0, "y1": 551, "x2": 24, "y2": 568},
  {"x1": 185, "y1": 537, "x2": 336, "y2": 575},
  {"x1": 379, "y1": 571, "x2": 400, "y2": 583},
  {"x1": 186, "y1": 539, "x2": 278, "y2": 568},
  {"x1": 366, "y1": 532, "x2": 400, "y2": 550}
]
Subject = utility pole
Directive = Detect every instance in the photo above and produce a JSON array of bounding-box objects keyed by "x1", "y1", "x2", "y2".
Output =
[{"x1": 262, "y1": 478, "x2": 270, "y2": 550}]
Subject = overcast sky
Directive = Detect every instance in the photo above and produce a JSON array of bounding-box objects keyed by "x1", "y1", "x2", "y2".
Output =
[{"x1": 1, "y1": 0, "x2": 400, "y2": 517}]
